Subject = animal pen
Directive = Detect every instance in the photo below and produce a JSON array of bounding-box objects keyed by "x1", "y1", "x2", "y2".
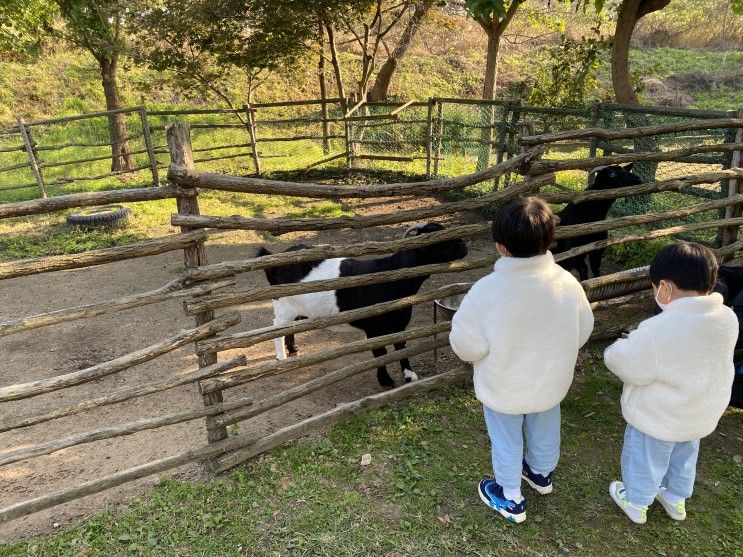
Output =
[{"x1": 0, "y1": 110, "x2": 742, "y2": 527}]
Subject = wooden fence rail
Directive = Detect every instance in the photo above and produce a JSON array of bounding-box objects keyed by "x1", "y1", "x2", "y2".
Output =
[
  {"x1": 0, "y1": 365, "x2": 470, "y2": 524},
  {"x1": 0, "y1": 354, "x2": 247, "y2": 433},
  {"x1": 0, "y1": 311, "x2": 239, "y2": 403},
  {"x1": 0, "y1": 230, "x2": 207, "y2": 280},
  {"x1": 0, "y1": 278, "x2": 234, "y2": 338}
]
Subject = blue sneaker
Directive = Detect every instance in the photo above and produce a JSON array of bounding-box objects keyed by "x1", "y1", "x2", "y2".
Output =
[
  {"x1": 522, "y1": 460, "x2": 553, "y2": 495},
  {"x1": 477, "y1": 479, "x2": 527, "y2": 523}
]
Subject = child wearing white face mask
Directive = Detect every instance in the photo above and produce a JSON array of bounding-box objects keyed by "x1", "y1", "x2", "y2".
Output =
[{"x1": 604, "y1": 242, "x2": 737, "y2": 524}]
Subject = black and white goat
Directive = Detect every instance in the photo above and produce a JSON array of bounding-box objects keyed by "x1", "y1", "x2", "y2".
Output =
[
  {"x1": 553, "y1": 163, "x2": 643, "y2": 280},
  {"x1": 257, "y1": 222, "x2": 468, "y2": 388}
]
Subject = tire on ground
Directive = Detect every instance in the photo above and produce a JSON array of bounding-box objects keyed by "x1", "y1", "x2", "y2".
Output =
[{"x1": 66, "y1": 205, "x2": 132, "y2": 227}]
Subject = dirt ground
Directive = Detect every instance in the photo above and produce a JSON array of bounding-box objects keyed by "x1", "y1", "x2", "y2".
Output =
[{"x1": 0, "y1": 195, "x2": 496, "y2": 542}]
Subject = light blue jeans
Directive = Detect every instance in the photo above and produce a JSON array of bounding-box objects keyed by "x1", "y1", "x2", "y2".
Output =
[
  {"x1": 482, "y1": 404, "x2": 561, "y2": 489},
  {"x1": 621, "y1": 424, "x2": 700, "y2": 507}
]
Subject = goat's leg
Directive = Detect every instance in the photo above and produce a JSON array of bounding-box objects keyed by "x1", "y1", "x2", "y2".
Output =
[
  {"x1": 394, "y1": 341, "x2": 418, "y2": 383},
  {"x1": 574, "y1": 256, "x2": 590, "y2": 282},
  {"x1": 272, "y1": 301, "x2": 296, "y2": 361},
  {"x1": 588, "y1": 248, "x2": 605, "y2": 278},
  {"x1": 284, "y1": 316, "x2": 306, "y2": 357},
  {"x1": 372, "y1": 346, "x2": 395, "y2": 389}
]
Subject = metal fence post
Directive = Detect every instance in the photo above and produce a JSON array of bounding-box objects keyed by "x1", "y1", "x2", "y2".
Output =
[
  {"x1": 139, "y1": 106, "x2": 159, "y2": 186},
  {"x1": 17, "y1": 118, "x2": 47, "y2": 198}
]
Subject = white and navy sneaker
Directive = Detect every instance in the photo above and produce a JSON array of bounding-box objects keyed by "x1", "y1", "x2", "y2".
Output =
[
  {"x1": 655, "y1": 487, "x2": 686, "y2": 521},
  {"x1": 478, "y1": 479, "x2": 527, "y2": 524},
  {"x1": 522, "y1": 460, "x2": 553, "y2": 495},
  {"x1": 609, "y1": 481, "x2": 647, "y2": 524}
]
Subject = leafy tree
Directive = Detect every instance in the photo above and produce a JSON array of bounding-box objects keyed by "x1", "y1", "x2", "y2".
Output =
[
  {"x1": 528, "y1": 23, "x2": 610, "y2": 109},
  {"x1": 54, "y1": 0, "x2": 134, "y2": 171},
  {"x1": 0, "y1": 0, "x2": 55, "y2": 59}
]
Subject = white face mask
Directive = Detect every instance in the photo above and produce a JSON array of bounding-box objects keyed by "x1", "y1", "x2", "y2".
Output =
[{"x1": 655, "y1": 280, "x2": 672, "y2": 311}]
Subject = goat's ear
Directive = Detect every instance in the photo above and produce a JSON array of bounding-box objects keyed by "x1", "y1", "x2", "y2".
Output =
[{"x1": 623, "y1": 163, "x2": 634, "y2": 172}]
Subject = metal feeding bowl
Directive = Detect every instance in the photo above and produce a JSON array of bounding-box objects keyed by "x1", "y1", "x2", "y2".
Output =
[{"x1": 433, "y1": 284, "x2": 470, "y2": 321}]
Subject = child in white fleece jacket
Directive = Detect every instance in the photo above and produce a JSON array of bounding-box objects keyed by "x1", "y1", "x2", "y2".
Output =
[
  {"x1": 449, "y1": 197, "x2": 594, "y2": 524},
  {"x1": 605, "y1": 242, "x2": 737, "y2": 524}
]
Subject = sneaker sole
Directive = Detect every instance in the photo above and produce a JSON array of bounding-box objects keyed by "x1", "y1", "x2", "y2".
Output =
[
  {"x1": 522, "y1": 473, "x2": 553, "y2": 495},
  {"x1": 478, "y1": 484, "x2": 527, "y2": 524},
  {"x1": 609, "y1": 482, "x2": 646, "y2": 525},
  {"x1": 655, "y1": 496, "x2": 686, "y2": 521}
]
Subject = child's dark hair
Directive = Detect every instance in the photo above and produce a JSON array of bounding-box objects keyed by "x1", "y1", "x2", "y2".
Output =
[
  {"x1": 649, "y1": 242, "x2": 718, "y2": 293},
  {"x1": 491, "y1": 197, "x2": 556, "y2": 258}
]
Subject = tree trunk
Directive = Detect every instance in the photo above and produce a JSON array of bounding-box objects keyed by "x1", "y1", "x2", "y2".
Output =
[
  {"x1": 318, "y1": 21, "x2": 330, "y2": 154},
  {"x1": 324, "y1": 22, "x2": 345, "y2": 100},
  {"x1": 367, "y1": 2, "x2": 431, "y2": 102},
  {"x1": 100, "y1": 57, "x2": 134, "y2": 172},
  {"x1": 611, "y1": 0, "x2": 672, "y2": 104},
  {"x1": 477, "y1": 24, "x2": 501, "y2": 169}
]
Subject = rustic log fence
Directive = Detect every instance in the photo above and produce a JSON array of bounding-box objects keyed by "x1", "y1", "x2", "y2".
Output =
[
  {"x1": 1, "y1": 115, "x2": 742, "y2": 526},
  {"x1": 2, "y1": 99, "x2": 739, "y2": 205}
]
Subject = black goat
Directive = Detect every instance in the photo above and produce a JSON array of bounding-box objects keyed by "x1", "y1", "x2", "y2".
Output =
[
  {"x1": 553, "y1": 163, "x2": 643, "y2": 280},
  {"x1": 257, "y1": 222, "x2": 468, "y2": 388}
]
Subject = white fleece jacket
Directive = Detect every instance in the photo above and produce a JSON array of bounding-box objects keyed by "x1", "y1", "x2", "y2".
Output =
[
  {"x1": 449, "y1": 252, "x2": 594, "y2": 414},
  {"x1": 604, "y1": 293, "x2": 737, "y2": 442}
]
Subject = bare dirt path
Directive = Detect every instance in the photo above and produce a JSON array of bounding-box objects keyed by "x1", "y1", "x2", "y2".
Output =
[{"x1": 0, "y1": 195, "x2": 492, "y2": 542}]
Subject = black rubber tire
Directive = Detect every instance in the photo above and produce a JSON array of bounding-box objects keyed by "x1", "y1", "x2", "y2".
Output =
[{"x1": 66, "y1": 205, "x2": 132, "y2": 227}]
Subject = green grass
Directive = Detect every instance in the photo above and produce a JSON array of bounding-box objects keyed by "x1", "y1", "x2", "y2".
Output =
[{"x1": 2, "y1": 351, "x2": 741, "y2": 556}]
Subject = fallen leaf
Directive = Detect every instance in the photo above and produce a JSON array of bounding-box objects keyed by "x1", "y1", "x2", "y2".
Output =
[
  {"x1": 280, "y1": 477, "x2": 292, "y2": 491},
  {"x1": 360, "y1": 453, "x2": 372, "y2": 466},
  {"x1": 733, "y1": 454, "x2": 742, "y2": 464}
]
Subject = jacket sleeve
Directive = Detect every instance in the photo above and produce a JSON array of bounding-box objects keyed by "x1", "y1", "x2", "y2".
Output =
[
  {"x1": 603, "y1": 323, "x2": 657, "y2": 386},
  {"x1": 449, "y1": 288, "x2": 489, "y2": 364},
  {"x1": 577, "y1": 284, "x2": 595, "y2": 347}
]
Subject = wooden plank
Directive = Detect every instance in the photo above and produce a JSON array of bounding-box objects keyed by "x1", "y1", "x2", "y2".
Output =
[
  {"x1": 214, "y1": 337, "x2": 449, "y2": 427},
  {"x1": 212, "y1": 364, "x2": 471, "y2": 473},
  {"x1": 521, "y1": 118, "x2": 743, "y2": 145},
  {"x1": 0, "y1": 278, "x2": 234, "y2": 337},
  {"x1": 17, "y1": 118, "x2": 46, "y2": 198},
  {"x1": 185, "y1": 256, "x2": 496, "y2": 316},
  {"x1": 0, "y1": 312, "x2": 239, "y2": 403},
  {"x1": 389, "y1": 99, "x2": 417, "y2": 117},
  {"x1": 539, "y1": 169, "x2": 743, "y2": 204},
  {"x1": 0, "y1": 392, "x2": 252, "y2": 466},
  {"x1": 0, "y1": 186, "x2": 192, "y2": 220},
  {"x1": 426, "y1": 99, "x2": 434, "y2": 178},
  {"x1": 199, "y1": 325, "x2": 450, "y2": 395},
  {"x1": 23, "y1": 107, "x2": 140, "y2": 128},
  {"x1": 186, "y1": 223, "x2": 490, "y2": 282},
  {"x1": 196, "y1": 283, "x2": 472, "y2": 355},
  {"x1": 0, "y1": 230, "x2": 208, "y2": 280},
  {"x1": 166, "y1": 146, "x2": 544, "y2": 199},
  {"x1": 0, "y1": 365, "x2": 468, "y2": 523},
  {"x1": 353, "y1": 154, "x2": 415, "y2": 162},
  {"x1": 0, "y1": 355, "x2": 248, "y2": 433},
  {"x1": 553, "y1": 216, "x2": 743, "y2": 265}
]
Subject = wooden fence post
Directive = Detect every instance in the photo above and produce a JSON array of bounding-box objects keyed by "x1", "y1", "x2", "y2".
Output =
[
  {"x1": 244, "y1": 104, "x2": 262, "y2": 176},
  {"x1": 588, "y1": 102, "x2": 601, "y2": 160},
  {"x1": 166, "y1": 122, "x2": 230, "y2": 452},
  {"x1": 425, "y1": 98, "x2": 434, "y2": 179},
  {"x1": 139, "y1": 106, "x2": 159, "y2": 186},
  {"x1": 17, "y1": 118, "x2": 46, "y2": 198},
  {"x1": 433, "y1": 100, "x2": 444, "y2": 179},
  {"x1": 722, "y1": 108, "x2": 743, "y2": 254}
]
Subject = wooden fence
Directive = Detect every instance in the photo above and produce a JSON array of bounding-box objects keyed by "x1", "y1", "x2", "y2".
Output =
[
  {"x1": 2, "y1": 99, "x2": 741, "y2": 204},
  {"x1": 0, "y1": 117, "x2": 742, "y2": 526}
]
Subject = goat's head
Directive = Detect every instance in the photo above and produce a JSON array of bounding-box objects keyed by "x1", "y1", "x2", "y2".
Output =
[
  {"x1": 587, "y1": 163, "x2": 643, "y2": 190},
  {"x1": 402, "y1": 222, "x2": 468, "y2": 265}
]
